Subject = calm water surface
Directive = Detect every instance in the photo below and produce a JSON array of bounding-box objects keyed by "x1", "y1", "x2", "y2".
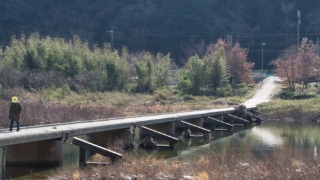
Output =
[{"x1": 4, "y1": 121, "x2": 320, "y2": 179}]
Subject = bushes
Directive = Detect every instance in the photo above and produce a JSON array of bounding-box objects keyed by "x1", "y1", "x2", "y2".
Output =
[
  {"x1": 42, "y1": 85, "x2": 74, "y2": 101},
  {"x1": 216, "y1": 84, "x2": 233, "y2": 97},
  {"x1": 279, "y1": 91, "x2": 316, "y2": 100},
  {"x1": 177, "y1": 47, "x2": 228, "y2": 95},
  {"x1": 0, "y1": 34, "x2": 174, "y2": 93}
]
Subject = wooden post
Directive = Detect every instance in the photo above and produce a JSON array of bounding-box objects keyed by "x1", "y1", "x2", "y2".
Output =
[
  {"x1": 231, "y1": 119, "x2": 234, "y2": 131},
  {"x1": 212, "y1": 123, "x2": 216, "y2": 132},
  {"x1": 169, "y1": 142, "x2": 175, "y2": 148},
  {"x1": 79, "y1": 148, "x2": 87, "y2": 167}
]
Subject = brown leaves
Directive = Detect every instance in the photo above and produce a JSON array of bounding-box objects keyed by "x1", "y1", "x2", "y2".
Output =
[
  {"x1": 275, "y1": 38, "x2": 318, "y2": 92},
  {"x1": 208, "y1": 39, "x2": 254, "y2": 86}
]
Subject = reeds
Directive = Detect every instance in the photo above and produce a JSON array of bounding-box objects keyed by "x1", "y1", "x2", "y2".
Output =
[
  {"x1": 0, "y1": 89, "x2": 237, "y2": 127},
  {"x1": 47, "y1": 144, "x2": 320, "y2": 180}
]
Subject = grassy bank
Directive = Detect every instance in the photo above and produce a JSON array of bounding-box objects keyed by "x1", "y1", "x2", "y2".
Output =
[
  {"x1": 258, "y1": 83, "x2": 320, "y2": 121},
  {"x1": 0, "y1": 86, "x2": 256, "y2": 128}
]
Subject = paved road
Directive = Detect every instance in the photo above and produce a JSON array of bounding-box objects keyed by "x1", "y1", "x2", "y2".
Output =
[{"x1": 244, "y1": 76, "x2": 280, "y2": 107}]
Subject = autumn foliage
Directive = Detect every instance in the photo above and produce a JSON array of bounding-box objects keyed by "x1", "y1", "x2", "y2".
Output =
[
  {"x1": 275, "y1": 38, "x2": 318, "y2": 92},
  {"x1": 209, "y1": 39, "x2": 255, "y2": 87}
]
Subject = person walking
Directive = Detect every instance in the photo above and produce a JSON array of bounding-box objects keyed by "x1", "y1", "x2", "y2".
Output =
[{"x1": 9, "y1": 96, "x2": 22, "y2": 132}]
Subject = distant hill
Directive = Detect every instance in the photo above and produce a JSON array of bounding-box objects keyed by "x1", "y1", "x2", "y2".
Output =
[{"x1": 0, "y1": 0, "x2": 319, "y2": 66}]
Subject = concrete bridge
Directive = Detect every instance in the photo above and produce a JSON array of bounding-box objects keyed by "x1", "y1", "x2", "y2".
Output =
[
  {"x1": 0, "y1": 105, "x2": 257, "y2": 166},
  {"x1": 0, "y1": 76, "x2": 279, "y2": 167}
]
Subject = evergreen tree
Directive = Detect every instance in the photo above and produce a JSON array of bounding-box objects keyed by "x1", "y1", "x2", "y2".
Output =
[
  {"x1": 154, "y1": 53, "x2": 171, "y2": 88},
  {"x1": 134, "y1": 53, "x2": 155, "y2": 93}
]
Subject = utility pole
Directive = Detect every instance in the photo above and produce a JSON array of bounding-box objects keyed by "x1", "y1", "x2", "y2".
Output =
[
  {"x1": 262, "y1": 43, "x2": 265, "y2": 79},
  {"x1": 297, "y1": 10, "x2": 301, "y2": 53},
  {"x1": 106, "y1": 29, "x2": 114, "y2": 50},
  {"x1": 317, "y1": 37, "x2": 319, "y2": 57},
  {"x1": 227, "y1": 34, "x2": 233, "y2": 49}
]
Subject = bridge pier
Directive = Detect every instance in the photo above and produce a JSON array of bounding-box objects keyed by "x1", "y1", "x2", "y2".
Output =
[{"x1": 6, "y1": 139, "x2": 63, "y2": 167}]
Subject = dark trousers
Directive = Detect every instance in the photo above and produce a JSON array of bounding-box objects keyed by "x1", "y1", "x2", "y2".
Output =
[{"x1": 10, "y1": 120, "x2": 20, "y2": 131}]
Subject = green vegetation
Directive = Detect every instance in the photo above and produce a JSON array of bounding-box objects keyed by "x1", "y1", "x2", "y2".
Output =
[
  {"x1": 0, "y1": 34, "x2": 173, "y2": 93},
  {"x1": 0, "y1": 34, "x2": 253, "y2": 97},
  {"x1": 0, "y1": 34, "x2": 257, "y2": 127}
]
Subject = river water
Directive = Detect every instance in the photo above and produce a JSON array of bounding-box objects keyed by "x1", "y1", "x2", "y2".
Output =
[{"x1": 4, "y1": 121, "x2": 320, "y2": 179}]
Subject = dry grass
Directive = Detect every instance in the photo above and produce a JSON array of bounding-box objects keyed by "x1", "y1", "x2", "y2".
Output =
[
  {"x1": 47, "y1": 145, "x2": 320, "y2": 180},
  {"x1": 0, "y1": 101, "x2": 227, "y2": 128},
  {"x1": 0, "y1": 85, "x2": 255, "y2": 127},
  {"x1": 0, "y1": 93, "x2": 234, "y2": 128}
]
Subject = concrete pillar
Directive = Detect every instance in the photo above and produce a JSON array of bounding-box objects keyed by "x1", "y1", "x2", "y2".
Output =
[
  {"x1": 144, "y1": 122, "x2": 175, "y2": 137},
  {"x1": 6, "y1": 139, "x2": 63, "y2": 167},
  {"x1": 203, "y1": 117, "x2": 211, "y2": 128}
]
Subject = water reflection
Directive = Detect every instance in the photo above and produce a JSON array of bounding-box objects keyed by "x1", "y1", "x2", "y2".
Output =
[{"x1": 251, "y1": 126, "x2": 283, "y2": 147}]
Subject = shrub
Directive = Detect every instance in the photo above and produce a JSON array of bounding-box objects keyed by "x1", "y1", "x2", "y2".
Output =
[
  {"x1": 279, "y1": 91, "x2": 294, "y2": 99},
  {"x1": 279, "y1": 91, "x2": 315, "y2": 100},
  {"x1": 216, "y1": 85, "x2": 233, "y2": 97}
]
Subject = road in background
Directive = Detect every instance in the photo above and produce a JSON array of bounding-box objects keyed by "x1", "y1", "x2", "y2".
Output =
[{"x1": 244, "y1": 76, "x2": 280, "y2": 107}]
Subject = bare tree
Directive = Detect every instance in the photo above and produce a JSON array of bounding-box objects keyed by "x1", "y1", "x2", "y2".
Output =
[
  {"x1": 296, "y1": 38, "x2": 317, "y2": 91},
  {"x1": 274, "y1": 45, "x2": 298, "y2": 92}
]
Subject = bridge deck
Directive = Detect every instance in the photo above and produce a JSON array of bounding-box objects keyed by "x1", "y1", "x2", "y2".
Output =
[{"x1": 0, "y1": 106, "x2": 256, "y2": 146}]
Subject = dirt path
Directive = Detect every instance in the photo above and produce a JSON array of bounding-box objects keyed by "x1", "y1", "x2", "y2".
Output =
[{"x1": 244, "y1": 76, "x2": 280, "y2": 107}]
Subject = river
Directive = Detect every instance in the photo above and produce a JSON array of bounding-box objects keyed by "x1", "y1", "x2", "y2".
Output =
[{"x1": 3, "y1": 121, "x2": 320, "y2": 179}]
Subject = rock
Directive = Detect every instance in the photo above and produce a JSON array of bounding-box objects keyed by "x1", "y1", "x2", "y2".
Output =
[
  {"x1": 120, "y1": 173, "x2": 132, "y2": 180},
  {"x1": 182, "y1": 128, "x2": 192, "y2": 138},
  {"x1": 183, "y1": 175, "x2": 193, "y2": 179},
  {"x1": 212, "y1": 101, "x2": 225, "y2": 105},
  {"x1": 138, "y1": 136, "x2": 157, "y2": 149},
  {"x1": 240, "y1": 162, "x2": 250, "y2": 167}
]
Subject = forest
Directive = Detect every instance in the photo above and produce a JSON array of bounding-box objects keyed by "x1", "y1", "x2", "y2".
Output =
[{"x1": 0, "y1": 0, "x2": 319, "y2": 67}]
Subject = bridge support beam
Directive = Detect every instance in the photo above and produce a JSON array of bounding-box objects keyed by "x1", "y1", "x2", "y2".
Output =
[
  {"x1": 211, "y1": 114, "x2": 225, "y2": 121},
  {"x1": 182, "y1": 118, "x2": 204, "y2": 128},
  {"x1": 139, "y1": 126, "x2": 179, "y2": 149},
  {"x1": 206, "y1": 117, "x2": 233, "y2": 132},
  {"x1": 88, "y1": 128, "x2": 134, "y2": 148},
  {"x1": 6, "y1": 139, "x2": 63, "y2": 167},
  {"x1": 144, "y1": 122, "x2": 175, "y2": 137},
  {"x1": 72, "y1": 137, "x2": 122, "y2": 166}
]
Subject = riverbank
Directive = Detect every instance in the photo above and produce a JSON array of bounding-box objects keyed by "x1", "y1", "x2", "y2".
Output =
[
  {"x1": 45, "y1": 121, "x2": 320, "y2": 180},
  {"x1": 47, "y1": 136, "x2": 320, "y2": 180},
  {"x1": 258, "y1": 83, "x2": 320, "y2": 122},
  {"x1": 0, "y1": 86, "x2": 256, "y2": 128}
]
